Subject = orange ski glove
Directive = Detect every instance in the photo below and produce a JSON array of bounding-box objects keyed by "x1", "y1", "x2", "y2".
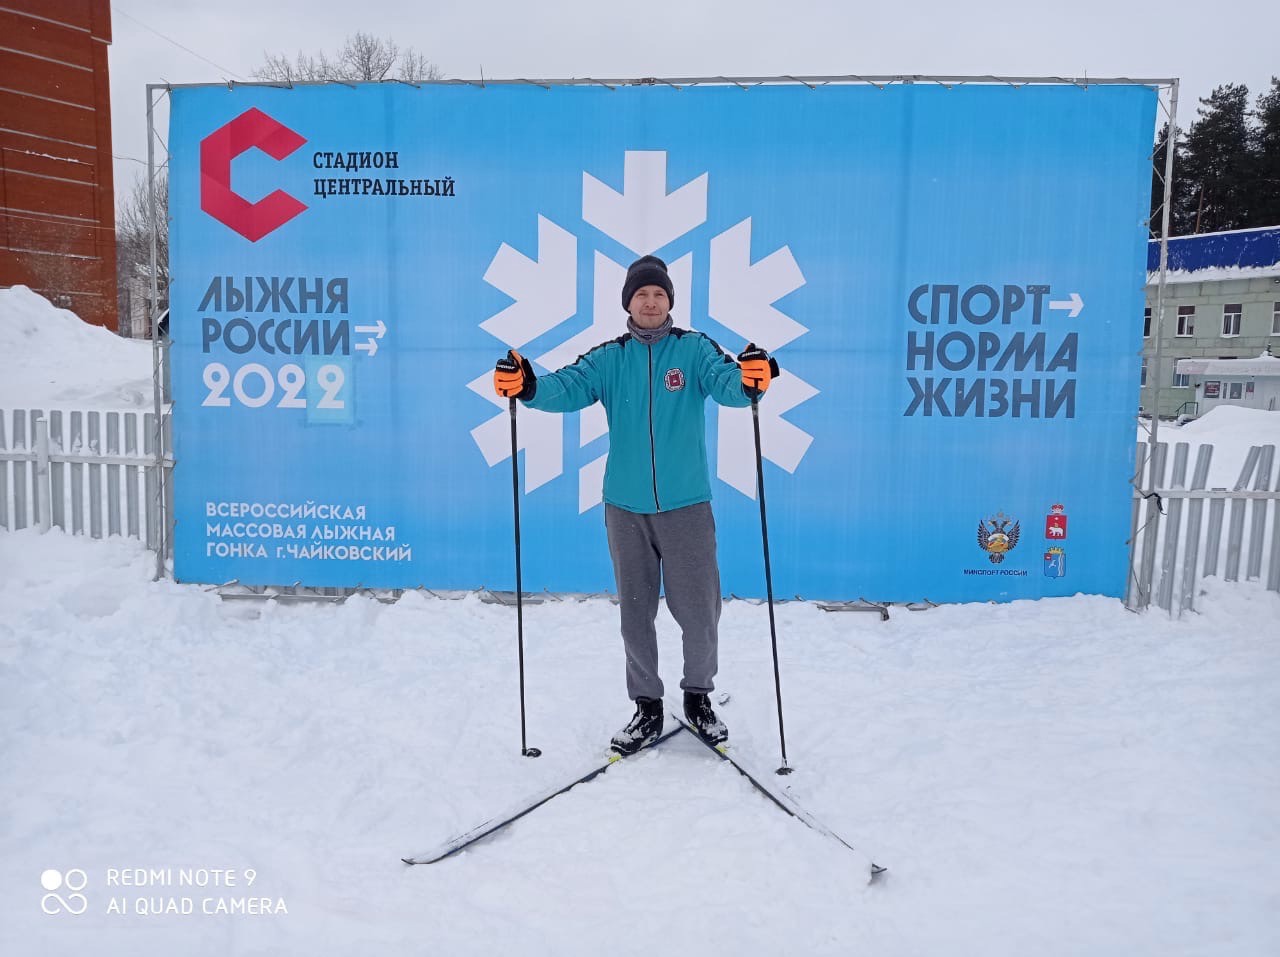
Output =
[
  {"x1": 493, "y1": 350, "x2": 536, "y2": 400},
  {"x1": 738, "y1": 343, "x2": 780, "y2": 398}
]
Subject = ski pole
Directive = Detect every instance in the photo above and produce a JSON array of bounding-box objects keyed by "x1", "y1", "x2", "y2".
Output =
[
  {"x1": 508, "y1": 396, "x2": 540, "y2": 759},
  {"x1": 750, "y1": 395, "x2": 791, "y2": 775}
]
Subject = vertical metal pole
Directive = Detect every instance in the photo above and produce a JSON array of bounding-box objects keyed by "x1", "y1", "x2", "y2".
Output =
[
  {"x1": 147, "y1": 86, "x2": 167, "y2": 580},
  {"x1": 1125, "y1": 441, "x2": 1149, "y2": 610},
  {"x1": 1148, "y1": 80, "x2": 1178, "y2": 449},
  {"x1": 1138, "y1": 442, "x2": 1168, "y2": 609},
  {"x1": 1129, "y1": 81, "x2": 1179, "y2": 608}
]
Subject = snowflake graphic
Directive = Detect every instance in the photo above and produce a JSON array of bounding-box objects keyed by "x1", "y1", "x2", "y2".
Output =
[{"x1": 470, "y1": 150, "x2": 817, "y2": 512}]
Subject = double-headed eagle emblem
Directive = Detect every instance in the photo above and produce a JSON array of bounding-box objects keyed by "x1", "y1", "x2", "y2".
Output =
[{"x1": 977, "y1": 512, "x2": 1021, "y2": 564}]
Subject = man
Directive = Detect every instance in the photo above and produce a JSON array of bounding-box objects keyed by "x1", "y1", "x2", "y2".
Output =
[{"x1": 493, "y1": 255, "x2": 778, "y2": 754}]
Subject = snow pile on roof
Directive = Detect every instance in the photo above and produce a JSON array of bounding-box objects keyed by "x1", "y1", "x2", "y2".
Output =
[
  {"x1": 1175, "y1": 352, "x2": 1280, "y2": 377},
  {"x1": 1150, "y1": 263, "x2": 1280, "y2": 284},
  {"x1": 1148, "y1": 405, "x2": 1280, "y2": 487},
  {"x1": 0, "y1": 285, "x2": 153, "y2": 409}
]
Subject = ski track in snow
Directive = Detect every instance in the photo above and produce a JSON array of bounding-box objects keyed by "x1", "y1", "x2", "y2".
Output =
[{"x1": 2, "y1": 530, "x2": 1279, "y2": 955}]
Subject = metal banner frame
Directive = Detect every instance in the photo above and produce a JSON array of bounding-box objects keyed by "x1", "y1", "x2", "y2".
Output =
[{"x1": 145, "y1": 74, "x2": 1179, "y2": 597}]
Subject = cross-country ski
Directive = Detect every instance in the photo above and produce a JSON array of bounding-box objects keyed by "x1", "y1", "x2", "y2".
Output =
[
  {"x1": 402, "y1": 727, "x2": 683, "y2": 864},
  {"x1": 668, "y1": 710, "x2": 887, "y2": 882},
  {"x1": 405, "y1": 714, "x2": 886, "y2": 881}
]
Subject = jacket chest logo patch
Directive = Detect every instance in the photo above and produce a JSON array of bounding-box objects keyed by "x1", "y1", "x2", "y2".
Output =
[{"x1": 664, "y1": 368, "x2": 686, "y2": 392}]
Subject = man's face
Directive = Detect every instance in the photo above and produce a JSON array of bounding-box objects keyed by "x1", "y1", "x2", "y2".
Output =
[{"x1": 627, "y1": 285, "x2": 670, "y2": 329}]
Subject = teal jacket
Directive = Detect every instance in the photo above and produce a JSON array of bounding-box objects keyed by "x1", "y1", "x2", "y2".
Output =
[{"x1": 524, "y1": 328, "x2": 753, "y2": 513}]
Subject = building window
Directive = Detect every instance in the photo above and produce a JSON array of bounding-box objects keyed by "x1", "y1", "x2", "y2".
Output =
[
  {"x1": 1176, "y1": 305, "x2": 1195, "y2": 337},
  {"x1": 1229, "y1": 382, "x2": 1243, "y2": 399},
  {"x1": 1140, "y1": 359, "x2": 1148, "y2": 386},
  {"x1": 1143, "y1": 307, "x2": 1152, "y2": 338},
  {"x1": 1272, "y1": 302, "x2": 1279, "y2": 336},
  {"x1": 1222, "y1": 303, "x2": 1242, "y2": 337},
  {"x1": 1173, "y1": 364, "x2": 1190, "y2": 388}
]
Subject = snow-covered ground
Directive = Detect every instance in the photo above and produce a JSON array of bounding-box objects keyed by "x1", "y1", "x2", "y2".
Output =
[
  {"x1": 1, "y1": 529, "x2": 1278, "y2": 956},
  {"x1": 3, "y1": 289, "x2": 1280, "y2": 955}
]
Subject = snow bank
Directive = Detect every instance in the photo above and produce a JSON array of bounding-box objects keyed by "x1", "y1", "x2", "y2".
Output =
[
  {"x1": 1143, "y1": 405, "x2": 1280, "y2": 488},
  {"x1": 1173, "y1": 404, "x2": 1280, "y2": 443},
  {"x1": 0, "y1": 285, "x2": 153, "y2": 409}
]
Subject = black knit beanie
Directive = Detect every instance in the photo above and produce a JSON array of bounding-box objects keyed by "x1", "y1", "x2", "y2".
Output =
[{"x1": 621, "y1": 255, "x2": 675, "y2": 311}]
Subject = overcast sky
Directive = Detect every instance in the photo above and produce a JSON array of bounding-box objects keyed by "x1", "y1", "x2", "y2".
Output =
[{"x1": 106, "y1": 0, "x2": 1278, "y2": 206}]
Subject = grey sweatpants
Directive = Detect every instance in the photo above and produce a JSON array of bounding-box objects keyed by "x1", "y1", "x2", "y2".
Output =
[{"x1": 604, "y1": 502, "x2": 721, "y2": 701}]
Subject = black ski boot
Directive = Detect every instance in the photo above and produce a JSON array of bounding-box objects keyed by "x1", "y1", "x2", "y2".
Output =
[
  {"x1": 610, "y1": 697, "x2": 664, "y2": 755},
  {"x1": 683, "y1": 692, "x2": 728, "y2": 746}
]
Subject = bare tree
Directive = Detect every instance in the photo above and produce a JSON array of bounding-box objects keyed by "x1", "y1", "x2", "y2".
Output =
[
  {"x1": 254, "y1": 33, "x2": 442, "y2": 84},
  {"x1": 115, "y1": 171, "x2": 168, "y2": 337},
  {"x1": 398, "y1": 49, "x2": 439, "y2": 85},
  {"x1": 256, "y1": 51, "x2": 326, "y2": 84},
  {"x1": 340, "y1": 32, "x2": 397, "y2": 80}
]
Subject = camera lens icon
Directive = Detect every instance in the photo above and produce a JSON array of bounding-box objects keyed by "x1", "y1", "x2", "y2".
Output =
[{"x1": 41, "y1": 869, "x2": 88, "y2": 916}]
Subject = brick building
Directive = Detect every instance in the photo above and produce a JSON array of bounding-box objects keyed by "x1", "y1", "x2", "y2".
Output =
[{"x1": 0, "y1": 0, "x2": 117, "y2": 329}]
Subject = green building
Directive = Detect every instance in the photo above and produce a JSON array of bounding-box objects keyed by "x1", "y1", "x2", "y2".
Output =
[{"x1": 1141, "y1": 226, "x2": 1280, "y2": 418}]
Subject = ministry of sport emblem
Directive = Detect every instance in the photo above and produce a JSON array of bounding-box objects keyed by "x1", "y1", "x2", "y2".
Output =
[
  {"x1": 665, "y1": 368, "x2": 685, "y2": 392},
  {"x1": 977, "y1": 511, "x2": 1021, "y2": 564}
]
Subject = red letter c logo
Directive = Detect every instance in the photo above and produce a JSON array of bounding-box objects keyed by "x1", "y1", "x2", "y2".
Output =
[{"x1": 200, "y1": 108, "x2": 307, "y2": 242}]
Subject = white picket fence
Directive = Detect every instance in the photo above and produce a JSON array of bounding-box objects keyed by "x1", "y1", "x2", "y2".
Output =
[
  {"x1": 0, "y1": 408, "x2": 172, "y2": 554},
  {"x1": 2, "y1": 406, "x2": 1277, "y2": 613},
  {"x1": 1126, "y1": 441, "x2": 1280, "y2": 613}
]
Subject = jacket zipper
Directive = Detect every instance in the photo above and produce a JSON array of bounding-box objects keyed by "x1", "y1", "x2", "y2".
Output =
[{"x1": 647, "y1": 343, "x2": 661, "y2": 511}]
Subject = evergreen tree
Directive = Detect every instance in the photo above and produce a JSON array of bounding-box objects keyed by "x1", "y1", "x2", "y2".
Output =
[
  {"x1": 1251, "y1": 77, "x2": 1280, "y2": 227},
  {"x1": 1175, "y1": 84, "x2": 1253, "y2": 232}
]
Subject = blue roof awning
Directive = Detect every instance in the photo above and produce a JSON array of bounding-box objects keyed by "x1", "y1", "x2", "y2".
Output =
[{"x1": 1148, "y1": 226, "x2": 1280, "y2": 272}]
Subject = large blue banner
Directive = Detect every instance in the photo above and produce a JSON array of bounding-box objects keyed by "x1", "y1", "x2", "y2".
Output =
[{"x1": 169, "y1": 82, "x2": 1155, "y2": 601}]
